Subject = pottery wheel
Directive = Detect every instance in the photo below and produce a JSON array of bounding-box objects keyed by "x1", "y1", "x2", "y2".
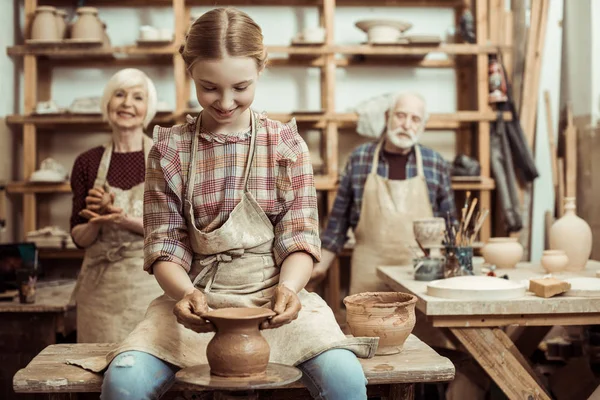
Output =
[{"x1": 176, "y1": 363, "x2": 302, "y2": 391}]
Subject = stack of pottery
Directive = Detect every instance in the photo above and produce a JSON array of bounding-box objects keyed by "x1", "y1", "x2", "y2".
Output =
[
  {"x1": 355, "y1": 19, "x2": 412, "y2": 44},
  {"x1": 28, "y1": 6, "x2": 106, "y2": 46},
  {"x1": 344, "y1": 292, "x2": 417, "y2": 355},
  {"x1": 549, "y1": 198, "x2": 593, "y2": 271},
  {"x1": 412, "y1": 217, "x2": 446, "y2": 280},
  {"x1": 481, "y1": 237, "x2": 523, "y2": 269}
]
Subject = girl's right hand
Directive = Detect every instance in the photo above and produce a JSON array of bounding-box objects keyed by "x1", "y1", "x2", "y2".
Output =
[{"x1": 173, "y1": 289, "x2": 216, "y2": 333}]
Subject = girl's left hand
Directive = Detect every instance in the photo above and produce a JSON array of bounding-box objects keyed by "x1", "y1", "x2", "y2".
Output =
[
  {"x1": 79, "y1": 207, "x2": 125, "y2": 226},
  {"x1": 261, "y1": 284, "x2": 302, "y2": 330}
]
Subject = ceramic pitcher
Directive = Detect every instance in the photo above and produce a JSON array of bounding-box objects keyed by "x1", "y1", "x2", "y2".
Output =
[
  {"x1": 550, "y1": 197, "x2": 592, "y2": 271},
  {"x1": 70, "y1": 7, "x2": 103, "y2": 41},
  {"x1": 30, "y1": 6, "x2": 59, "y2": 41}
]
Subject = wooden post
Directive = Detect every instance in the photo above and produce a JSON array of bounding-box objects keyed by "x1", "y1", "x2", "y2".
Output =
[
  {"x1": 476, "y1": 0, "x2": 491, "y2": 242},
  {"x1": 511, "y1": 0, "x2": 527, "y2": 111},
  {"x1": 173, "y1": 0, "x2": 188, "y2": 120}
]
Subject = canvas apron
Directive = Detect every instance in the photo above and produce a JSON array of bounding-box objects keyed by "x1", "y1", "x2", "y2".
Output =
[
  {"x1": 349, "y1": 141, "x2": 433, "y2": 295},
  {"x1": 73, "y1": 136, "x2": 164, "y2": 343},
  {"x1": 69, "y1": 111, "x2": 377, "y2": 373}
]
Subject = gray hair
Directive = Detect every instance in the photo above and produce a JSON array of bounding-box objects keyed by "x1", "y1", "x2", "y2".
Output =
[
  {"x1": 389, "y1": 91, "x2": 430, "y2": 123},
  {"x1": 101, "y1": 68, "x2": 158, "y2": 129}
]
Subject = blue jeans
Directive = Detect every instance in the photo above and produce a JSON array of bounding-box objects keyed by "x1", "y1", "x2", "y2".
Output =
[{"x1": 101, "y1": 348, "x2": 367, "y2": 400}]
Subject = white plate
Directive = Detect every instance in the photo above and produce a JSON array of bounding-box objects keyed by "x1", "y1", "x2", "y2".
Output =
[
  {"x1": 427, "y1": 276, "x2": 527, "y2": 300},
  {"x1": 564, "y1": 277, "x2": 600, "y2": 297},
  {"x1": 355, "y1": 19, "x2": 412, "y2": 34}
]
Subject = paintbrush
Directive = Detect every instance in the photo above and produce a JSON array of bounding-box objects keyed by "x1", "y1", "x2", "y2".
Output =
[
  {"x1": 462, "y1": 198, "x2": 478, "y2": 246},
  {"x1": 470, "y1": 209, "x2": 490, "y2": 244},
  {"x1": 415, "y1": 238, "x2": 430, "y2": 257}
]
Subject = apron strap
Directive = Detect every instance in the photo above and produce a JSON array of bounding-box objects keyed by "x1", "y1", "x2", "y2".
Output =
[
  {"x1": 93, "y1": 135, "x2": 153, "y2": 189},
  {"x1": 243, "y1": 111, "x2": 258, "y2": 191},
  {"x1": 370, "y1": 139, "x2": 384, "y2": 175},
  {"x1": 192, "y1": 249, "x2": 246, "y2": 293},
  {"x1": 187, "y1": 116, "x2": 202, "y2": 198},
  {"x1": 415, "y1": 145, "x2": 425, "y2": 177}
]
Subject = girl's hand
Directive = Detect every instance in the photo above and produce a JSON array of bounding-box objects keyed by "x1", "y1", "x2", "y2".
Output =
[
  {"x1": 261, "y1": 284, "x2": 302, "y2": 330},
  {"x1": 173, "y1": 289, "x2": 215, "y2": 333}
]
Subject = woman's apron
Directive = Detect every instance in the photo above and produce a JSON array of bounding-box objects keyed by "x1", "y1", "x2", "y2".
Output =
[
  {"x1": 73, "y1": 136, "x2": 164, "y2": 343},
  {"x1": 349, "y1": 141, "x2": 434, "y2": 295},
  {"x1": 69, "y1": 111, "x2": 377, "y2": 373}
]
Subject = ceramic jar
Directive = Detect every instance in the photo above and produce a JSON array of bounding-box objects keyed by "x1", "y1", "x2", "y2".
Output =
[
  {"x1": 70, "y1": 7, "x2": 103, "y2": 41},
  {"x1": 55, "y1": 9, "x2": 68, "y2": 39},
  {"x1": 550, "y1": 197, "x2": 592, "y2": 271},
  {"x1": 30, "y1": 6, "x2": 59, "y2": 41},
  {"x1": 203, "y1": 307, "x2": 275, "y2": 377},
  {"x1": 344, "y1": 292, "x2": 417, "y2": 355},
  {"x1": 481, "y1": 237, "x2": 523, "y2": 269},
  {"x1": 541, "y1": 250, "x2": 569, "y2": 273},
  {"x1": 413, "y1": 217, "x2": 445, "y2": 248}
]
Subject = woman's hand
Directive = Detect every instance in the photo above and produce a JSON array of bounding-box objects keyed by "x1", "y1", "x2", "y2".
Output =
[
  {"x1": 78, "y1": 207, "x2": 125, "y2": 225},
  {"x1": 261, "y1": 284, "x2": 302, "y2": 330},
  {"x1": 85, "y1": 187, "x2": 114, "y2": 214},
  {"x1": 173, "y1": 289, "x2": 215, "y2": 333}
]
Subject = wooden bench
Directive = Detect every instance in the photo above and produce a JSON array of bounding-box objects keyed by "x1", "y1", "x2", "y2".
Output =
[{"x1": 13, "y1": 335, "x2": 454, "y2": 399}]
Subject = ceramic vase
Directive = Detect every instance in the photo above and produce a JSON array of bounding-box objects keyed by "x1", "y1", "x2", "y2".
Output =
[
  {"x1": 203, "y1": 307, "x2": 275, "y2": 378},
  {"x1": 55, "y1": 9, "x2": 68, "y2": 39},
  {"x1": 550, "y1": 197, "x2": 592, "y2": 271},
  {"x1": 344, "y1": 292, "x2": 417, "y2": 355},
  {"x1": 541, "y1": 250, "x2": 569, "y2": 273},
  {"x1": 30, "y1": 6, "x2": 59, "y2": 41},
  {"x1": 481, "y1": 237, "x2": 523, "y2": 269},
  {"x1": 71, "y1": 7, "x2": 103, "y2": 41}
]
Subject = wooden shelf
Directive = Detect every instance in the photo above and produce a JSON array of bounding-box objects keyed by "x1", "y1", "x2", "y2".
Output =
[
  {"x1": 335, "y1": 57, "x2": 455, "y2": 68},
  {"x1": 38, "y1": 248, "x2": 85, "y2": 260},
  {"x1": 6, "y1": 182, "x2": 71, "y2": 194},
  {"x1": 451, "y1": 177, "x2": 495, "y2": 190},
  {"x1": 6, "y1": 112, "x2": 176, "y2": 130},
  {"x1": 333, "y1": 44, "x2": 504, "y2": 56},
  {"x1": 41, "y1": 0, "x2": 460, "y2": 6}
]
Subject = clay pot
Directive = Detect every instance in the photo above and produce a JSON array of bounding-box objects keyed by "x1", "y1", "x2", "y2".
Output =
[
  {"x1": 413, "y1": 217, "x2": 445, "y2": 248},
  {"x1": 30, "y1": 6, "x2": 59, "y2": 41},
  {"x1": 203, "y1": 307, "x2": 276, "y2": 378},
  {"x1": 55, "y1": 9, "x2": 68, "y2": 39},
  {"x1": 541, "y1": 250, "x2": 569, "y2": 273},
  {"x1": 344, "y1": 292, "x2": 417, "y2": 355},
  {"x1": 481, "y1": 237, "x2": 523, "y2": 269},
  {"x1": 550, "y1": 197, "x2": 592, "y2": 271},
  {"x1": 70, "y1": 7, "x2": 103, "y2": 41}
]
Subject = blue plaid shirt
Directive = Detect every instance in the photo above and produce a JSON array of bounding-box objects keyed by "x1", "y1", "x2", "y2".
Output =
[{"x1": 321, "y1": 142, "x2": 457, "y2": 253}]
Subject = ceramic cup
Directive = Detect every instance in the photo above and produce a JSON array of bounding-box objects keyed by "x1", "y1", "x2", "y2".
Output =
[
  {"x1": 541, "y1": 250, "x2": 569, "y2": 273},
  {"x1": 300, "y1": 27, "x2": 326, "y2": 43},
  {"x1": 139, "y1": 25, "x2": 159, "y2": 41}
]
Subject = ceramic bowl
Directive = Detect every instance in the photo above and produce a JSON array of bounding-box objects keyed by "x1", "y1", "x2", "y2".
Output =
[
  {"x1": 541, "y1": 250, "x2": 569, "y2": 273},
  {"x1": 413, "y1": 217, "x2": 445, "y2": 248},
  {"x1": 481, "y1": 237, "x2": 523, "y2": 269}
]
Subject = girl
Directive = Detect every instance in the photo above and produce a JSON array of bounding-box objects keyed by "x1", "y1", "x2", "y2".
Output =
[{"x1": 72, "y1": 8, "x2": 377, "y2": 400}]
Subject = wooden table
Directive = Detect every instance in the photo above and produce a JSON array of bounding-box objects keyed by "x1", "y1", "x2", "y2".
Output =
[
  {"x1": 377, "y1": 261, "x2": 600, "y2": 400},
  {"x1": 1, "y1": 280, "x2": 76, "y2": 400},
  {"x1": 13, "y1": 335, "x2": 454, "y2": 399}
]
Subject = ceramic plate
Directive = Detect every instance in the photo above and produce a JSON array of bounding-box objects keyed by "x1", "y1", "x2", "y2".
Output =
[
  {"x1": 136, "y1": 39, "x2": 173, "y2": 46},
  {"x1": 25, "y1": 39, "x2": 63, "y2": 46},
  {"x1": 63, "y1": 38, "x2": 103, "y2": 45},
  {"x1": 427, "y1": 276, "x2": 527, "y2": 300},
  {"x1": 405, "y1": 34, "x2": 442, "y2": 45},
  {"x1": 564, "y1": 277, "x2": 600, "y2": 297},
  {"x1": 355, "y1": 19, "x2": 412, "y2": 33}
]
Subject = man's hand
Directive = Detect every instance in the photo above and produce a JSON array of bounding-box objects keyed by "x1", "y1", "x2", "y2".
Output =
[
  {"x1": 173, "y1": 289, "x2": 215, "y2": 333},
  {"x1": 261, "y1": 284, "x2": 302, "y2": 330}
]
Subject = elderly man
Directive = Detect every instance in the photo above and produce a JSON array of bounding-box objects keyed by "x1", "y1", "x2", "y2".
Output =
[{"x1": 309, "y1": 92, "x2": 456, "y2": 294}]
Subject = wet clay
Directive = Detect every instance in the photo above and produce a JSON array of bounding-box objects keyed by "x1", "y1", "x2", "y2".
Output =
[
  {"x1": 343, "y1": 292, "x2": 417, "y2": 355},
  {"x1": 98, "y1": 190, "x2": 112, "y2": 214},
  {"x1": 203, "y1": 307, "x2": 276, "y2": 378}
]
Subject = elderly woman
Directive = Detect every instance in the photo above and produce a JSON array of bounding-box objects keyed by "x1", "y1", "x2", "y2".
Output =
[{"x1": 70, "y1": 68, "x2": 164, "y2": 343}]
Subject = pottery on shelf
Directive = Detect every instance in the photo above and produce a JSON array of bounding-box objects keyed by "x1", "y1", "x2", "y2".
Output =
[
  {"x1": 70, "y1": 7, "x2": 104, "y2": 42},
  {"x1": 413, "y1": 217, "x2": 445, "y2": 248},
  {"x1": 344, "y1": 292, "x2": 417, "y2": 355},
  {"x1": 355, "y1": 19, "x2": 412, "y2": 44},
  {"x1": 540, "y1": 250, "x2": 569, "y2": 273},
  {"x1": 55, "y1": 9, "x2": 68, "y2": 39},
  {"x1": 481, "y1": 237, "x2": 523, "y2": 269},
  {"x1": 549, "y1": 197, "x2": 592, "y2": 271},
  {"x1": 203, "y1": 307, "x2": 276, "y2": 378},
  {"x1": 30, "y1": 6, "x2": 59, "y2": 41}
]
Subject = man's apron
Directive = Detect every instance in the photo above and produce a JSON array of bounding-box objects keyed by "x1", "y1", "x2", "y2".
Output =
[
  {"x1": 69, "y1": 111, "x2": 377, "y2": 373},
  {"x1": 349, "y1": 141, "x2": 434, "y2": 295},
  {"x1": 73, "y1": 136, "x2": 164, "y2": 343}
]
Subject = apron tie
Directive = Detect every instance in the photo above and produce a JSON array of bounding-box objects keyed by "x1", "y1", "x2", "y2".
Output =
[{"x1": 193, "y1": 249, "x2": 246, "y2": 293}]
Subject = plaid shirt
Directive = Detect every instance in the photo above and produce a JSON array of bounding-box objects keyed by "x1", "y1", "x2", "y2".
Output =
[
  {"x1": 143, "y1": 112, "x2": 321, "y2": 273},
  {"x1": 321, "y1": 141, "x2": 456, "y2": 253}
]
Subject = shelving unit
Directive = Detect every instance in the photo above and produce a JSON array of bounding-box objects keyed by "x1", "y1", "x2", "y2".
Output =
[{"x1": 8, "y1": 0, "x2": 510, "y2": 311}]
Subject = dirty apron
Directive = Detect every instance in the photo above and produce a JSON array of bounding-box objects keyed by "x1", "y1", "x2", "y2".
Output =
[
  {"x1": 73, "y1": 136, "x2": 164, "y2": 343},
  {"x1": 350, "y1": 141, "x2": 433, "y2": 295},
  {"x1": 69, "y1": 110, "x2": 377, "y2": 373}
]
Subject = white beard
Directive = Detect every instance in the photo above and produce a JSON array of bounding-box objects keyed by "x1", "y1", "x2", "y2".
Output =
[{"x1": 386, "y1": 124, "x2": 420, "y2": 149}]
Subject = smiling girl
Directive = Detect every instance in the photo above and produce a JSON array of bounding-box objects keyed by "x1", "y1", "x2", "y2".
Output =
[{"x1": 71, "y1": 8, "x2": 377, "y2": 400}]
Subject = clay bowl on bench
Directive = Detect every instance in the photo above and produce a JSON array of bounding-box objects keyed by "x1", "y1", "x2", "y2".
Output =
[
  {"x1": 344, "y1": 292, "x2": 417, "y2": 355},
  {"x1": 203, "y1": 307, "x2": 276, "y2": 378}
]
